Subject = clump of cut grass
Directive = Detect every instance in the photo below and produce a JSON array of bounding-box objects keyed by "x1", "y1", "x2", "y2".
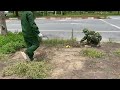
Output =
[
  {"x1": 113, "y1": 49, "x2": 120, "y2": 56},
  {"x1": 42, "y1": 38, "x2": 76, "y2": 47},
  {"x1": 81, "y1": 48, "x2": 105, "y2": 58}
]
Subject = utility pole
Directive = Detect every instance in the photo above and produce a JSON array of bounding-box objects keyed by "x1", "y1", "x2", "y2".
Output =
[{"x1": 0, "y1": 11, "x2": 7, "y2": 35}]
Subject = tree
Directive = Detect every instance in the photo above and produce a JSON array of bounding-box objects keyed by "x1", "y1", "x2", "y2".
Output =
[
  {"x1": 54, "y1": 11, "x2": 57, "y2": 15},
  {"x1": 44, "y1": 11, "x2": 47, "y2": 16},
  {"x1": 15, "y1": 11, "x2": 19, "y2": 17},
  {"x1": 61, "y1": 11, "x2": 63, "y2": 15},
  {"x1": 12, "y1": 11, "x2": 19, "y2": 17},
  {"x1": 118, "y1": 11, "x2": 120, "y2": 14},
  {"x1": 0, "y1": 11, "x2": 7, "y2": 35}
]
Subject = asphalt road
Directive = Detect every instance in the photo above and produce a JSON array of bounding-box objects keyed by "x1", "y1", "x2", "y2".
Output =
[{"x1": 6, "y1": 16, "x2": 120, "y2": 42}]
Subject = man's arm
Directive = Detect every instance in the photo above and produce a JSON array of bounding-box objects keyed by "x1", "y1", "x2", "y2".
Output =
[
  {"x1": 80, "y1": 36, "x2": 87, "y2": 43},
  {"x1": 27, "y1": 12, "x2": 40, "y2": 34}
]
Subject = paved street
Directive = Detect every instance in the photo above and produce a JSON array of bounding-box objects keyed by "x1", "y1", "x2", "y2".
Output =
[{"x1": 6, "y1": 16, "x2": 120, "y2": 42}]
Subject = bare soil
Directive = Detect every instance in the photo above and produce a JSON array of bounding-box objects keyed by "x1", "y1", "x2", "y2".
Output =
[{"x1": 1, "y1": 42, "x2": 120, "y2": 79}]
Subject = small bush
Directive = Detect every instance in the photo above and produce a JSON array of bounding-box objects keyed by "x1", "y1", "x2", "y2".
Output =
[
  {"x1": 0, "y1": 32, "x2": 26, "y2": 54},
  {"x1": 0, "y1": 43, "x2": 16, "y2": 54},
  {"x1": 81, "y1": 48, "x2": 105, "y2": 58},
  {"x1": 113, "y1": 49, "x2": 120, "y2": 56},
  {"x1": 2, "y1": 61, "x2": 51, "y2": 79}
]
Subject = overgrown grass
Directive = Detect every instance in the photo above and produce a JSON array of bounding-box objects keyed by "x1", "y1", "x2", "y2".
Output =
[
  {"x1": 0, "y1": 32, "x2": 26, "y2": 54},
  {"x1": 113, "y1": 49, "x2": 120, "y2": 56},
  {"x1": 2, "y1": 61, "x2": 51, "y2": 79},
  {"x1": 81, "y1": 48, "x2": 105, "y2": 58},
  {"x1": 108, "y1": 38, "x2": 115, "y2": 43},
  {"x1": 0, "y1": 53, "x2": 9, "y2": 61},
  {"x1": 42, "y1": 38, "x2": 76, "y2": 47},
  {"x1": 0, "y1": 32, "x2": 77, "y2": 54}
]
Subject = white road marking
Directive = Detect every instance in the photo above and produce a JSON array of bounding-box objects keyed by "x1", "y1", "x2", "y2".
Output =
[
  {"x1": 58, "y1": 20, "x2": 68, "y2": 21},
  {"x1": 99, "y1": 19, "x2": 120, "y2": 29},
  {"x1": 70, "y1": 23, "x2": 80, "y2": 24},
  {"x1": 112, "y1": 18, "x2": 120, "y2": 20}
]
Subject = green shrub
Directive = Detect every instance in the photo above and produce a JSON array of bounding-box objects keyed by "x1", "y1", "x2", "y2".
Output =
[
  {"x1": 0, "y1": 41, "x2": 25, "y2": 54},
  {"x1": 0, "y1": 32, "x2": 26, "y2": 54}
]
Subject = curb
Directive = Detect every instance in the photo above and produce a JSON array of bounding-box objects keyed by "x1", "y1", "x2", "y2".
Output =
[
  {"x1": 9, "y1": 18, "x2": 18, "y2": 20},
  {"x1": 6, "y1": 17, "x2": 107, "y2": 20}
]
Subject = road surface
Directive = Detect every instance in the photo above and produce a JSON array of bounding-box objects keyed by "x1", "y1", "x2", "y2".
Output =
[{"x1": 6, "y1": 16, "x2": 120, "y2": 42}]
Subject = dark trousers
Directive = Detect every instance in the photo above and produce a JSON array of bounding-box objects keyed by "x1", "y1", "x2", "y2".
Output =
[{"x1": 24, "y1": 36, "x2": 40, "y2": 60}]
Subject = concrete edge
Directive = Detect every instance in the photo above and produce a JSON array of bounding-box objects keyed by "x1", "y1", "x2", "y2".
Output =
[{"x1": 7, "y1": 17, "x2": 108, "y2": 20}]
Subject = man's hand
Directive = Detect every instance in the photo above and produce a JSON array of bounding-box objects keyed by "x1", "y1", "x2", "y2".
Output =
[
  {"x1": 38, "y1": 33, "x2": 43, "y2": 37},
  {"x1": 38, "y1": 33, "x2": 43, "y2": 43}
]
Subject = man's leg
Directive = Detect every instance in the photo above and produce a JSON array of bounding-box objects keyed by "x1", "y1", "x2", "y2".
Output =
[
  {"x1": 24, "y1": 37, "x2": 32, "y2": 48},
  {"x1": 97, "y1": 37, "x2": 102, "y2": 47},
  {"x1": 96, "y1": 39, "x2": 101, "y2": 47},
  {"x1": 26, "y1": 44, "x2": 39, "y2": 60},
  {"x1": 90, "y1": 36, "x2": 98, "y2": 47},
  {"x1": 26, "y1": 36, "x2": 40, "y2": 61},
  {"x1": 91, "y1": 40, "x2": 100, "y2": 47},
  {"x1": 22, "y1": 37, "x2": 32, "y2": 60}
]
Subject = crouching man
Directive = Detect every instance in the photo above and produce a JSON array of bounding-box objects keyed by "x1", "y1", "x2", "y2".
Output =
[{"x1": 80, "y1": 28, "x2": 102, "y2": 47}]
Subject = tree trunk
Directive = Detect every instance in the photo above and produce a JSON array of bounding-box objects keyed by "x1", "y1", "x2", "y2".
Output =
[
  {"x1": 0, "y1": 11, "x2": 7, "y2": 35},
  {"x1": 61, "y1": 11, "x2": 63, "y2": 15},
  {"x1": 13, "y1": 11, "x2": 14, "y2": 15},
  {"x1": 15, "y1": 11, "x2": 19, "y2": 17},
  {"x1": 44, "y1": 11, "x2": 47, "y2": 16},
  {"x1": 54, "y1": 11, "x2": 57, "y2": 16},
  {"x1": 118, "y1": 11, "x2": 120, "y2": 14}
]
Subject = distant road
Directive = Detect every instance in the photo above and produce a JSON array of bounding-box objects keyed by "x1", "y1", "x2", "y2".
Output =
[{"x1": 6, "y1": 16, "x2": 120, "y2": 42}]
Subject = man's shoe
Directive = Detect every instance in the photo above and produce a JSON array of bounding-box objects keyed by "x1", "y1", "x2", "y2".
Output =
[
  {"x1": 21, "y1": 51, "x2": 30, "y2": 61},
  {"x1": 30, "y1": 57, "x2": 34, "y2": 61}
]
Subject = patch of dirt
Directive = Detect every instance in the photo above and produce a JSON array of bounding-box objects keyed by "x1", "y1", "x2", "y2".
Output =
[
  {"x1": 0, "y1": 63, "x2": 6, "y2": 71},
  {"x1": 47, "y1": 43, "x2": 120, "y2": 79},
  {"x1": 47, "y1": 48, "x2": 87, "y2": 79},
  {"x1": 1, "y1": 43, "x2": 120, "y2": 79},
  {"x1": 11, "y1": 52, "x2": 26, "y2": 60},
  {"x1": 99, "y1": 43, "x2": 120, "y2": 52}
]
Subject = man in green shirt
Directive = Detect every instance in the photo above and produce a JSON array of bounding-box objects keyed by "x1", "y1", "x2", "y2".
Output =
[{"x1": 21, "y1": 11, "x2": 41, "y2": 61}]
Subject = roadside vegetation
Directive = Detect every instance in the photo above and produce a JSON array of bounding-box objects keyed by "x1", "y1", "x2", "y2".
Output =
[
  {"x1": 6, "y1": 11, "x2": 120, "y2": 18},
  {"x1": 81, "y1": 48, "x2": 105, "y2": 58},
  {"x1": 0, "y1": 32, "x2": 76, "y2": 79},
  {"x1": 1, "y1": 31, "x2": 120, "y2": 79}
]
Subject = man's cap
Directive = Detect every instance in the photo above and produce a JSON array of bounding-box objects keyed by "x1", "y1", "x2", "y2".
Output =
[{"x1": 82, "y1": 28, "x2": 89, "y2": 33}]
